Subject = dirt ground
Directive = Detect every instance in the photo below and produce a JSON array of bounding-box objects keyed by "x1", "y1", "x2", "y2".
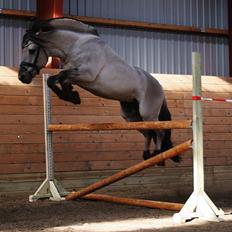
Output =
[{"x1": 0, "y1": 194, "x2": 232, "y2": 232}]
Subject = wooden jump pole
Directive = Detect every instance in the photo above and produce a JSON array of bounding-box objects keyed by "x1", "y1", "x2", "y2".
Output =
[
  {"x1": 82, "y1": 193, "x2": 184, "y2": 211},
  {"x1": 48, "y1": 120, "x2": 192, "y2": 132},
  {"x1": 65, "y1": 139, "x2": 192, "y2": 201}
]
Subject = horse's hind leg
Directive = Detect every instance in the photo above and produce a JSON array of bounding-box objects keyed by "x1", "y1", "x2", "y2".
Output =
[
  {"x1": 142, "y1": 130, "x2": 157, "y2": 160},
  {"x1": 159, "y1": 101, "x2": 181, "y2": 163},
  {"x1": 120, "y1": 100, "x2": 154, "y2": 160},
  {"x1": 139, "y1": 97, "x2": 181, "y2": 164},
  {"x1": 138, "y1": 98, "x2": 167, "y2": 165}
]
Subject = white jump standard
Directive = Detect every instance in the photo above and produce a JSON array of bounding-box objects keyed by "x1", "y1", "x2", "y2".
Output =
[
  {"x1": 29, "y1": 74, "x2": 68, "y2": 202},
  {"x1": 173, "y1": 52, "x2": 224, "y2": 223}
]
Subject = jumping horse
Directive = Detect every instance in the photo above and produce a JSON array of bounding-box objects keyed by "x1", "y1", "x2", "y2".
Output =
[{"x1": 18, "y1": 17, "x2": 181, "y2": 164}]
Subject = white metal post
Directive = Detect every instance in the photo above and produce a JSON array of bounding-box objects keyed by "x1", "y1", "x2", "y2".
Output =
[
  {"x1": 29, "y1": 74, "x2": 67, "y2": 202},
  {"x1": 173, "y1": 52, "x2": 224, "y2": 223},
  {"x1": 192, "y1": 52, "x2": 205, "y2": 194}
]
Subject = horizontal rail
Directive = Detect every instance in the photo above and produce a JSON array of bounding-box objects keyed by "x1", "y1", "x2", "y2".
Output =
[
  {"x1": 48, "y1": 120, "x2": 192, "y2": 132},
  {"x1": 66, "y1": 139, "x2": 192, "y2": 200},
  {"x1": 82, "y1": 193, "x2": 183, "y2": 211}
]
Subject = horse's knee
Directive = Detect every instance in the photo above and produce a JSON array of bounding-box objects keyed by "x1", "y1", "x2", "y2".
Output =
[{"x1": 47, "y1": 76, "x2": 58, "y2": 88}]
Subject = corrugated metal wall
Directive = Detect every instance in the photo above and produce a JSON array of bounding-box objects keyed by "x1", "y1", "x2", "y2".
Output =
[
  {"x1": 0, "y1": 0, "x2": 229, "y2": 76},
  {"x1": 0, "y1": 0, "x2": 36, "y2": 10},
  {"x1": 96, "y1": 27, "x2": 228, "y2": 76},
  {"x1": 66, "y1": 0, "x2": 228, "y2": 29},
  {"x1": 0, "y1": 18, "x2": 29, "y2": 66}
]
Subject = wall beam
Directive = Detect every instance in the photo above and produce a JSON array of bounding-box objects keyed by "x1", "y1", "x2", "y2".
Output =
[{"x1": 0, "y1": 8, "x2": 228, "y2": 37}]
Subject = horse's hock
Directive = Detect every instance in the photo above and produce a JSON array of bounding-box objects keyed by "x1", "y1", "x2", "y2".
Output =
[{"x1": 1, "y1": 66, "x2": 232, "y2": 202}]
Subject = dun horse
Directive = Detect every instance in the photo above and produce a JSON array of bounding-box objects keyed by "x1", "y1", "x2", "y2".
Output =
[{"x1": 18, "y1": 17, "x2": 180, "y2": 164}]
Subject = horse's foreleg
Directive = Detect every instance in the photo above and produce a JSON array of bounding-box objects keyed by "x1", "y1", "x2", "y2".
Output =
[
  {"x1": 47, "y1": 75, "x2": 63, "y2": 97},
  {"x1": 60, "y1": 83, "x2": 81, "y2": 104},
  {"x1": 57, "y1": 71, "x2": 81, "y2": 104},
  {"x1": 47, "y1": 74, "x2": 81, "y2": 104}
]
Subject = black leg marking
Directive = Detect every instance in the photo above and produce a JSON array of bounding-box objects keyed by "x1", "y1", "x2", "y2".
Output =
[
  {"x1": 143, "y1": 150, "x2": 152, "y2": 160},
  {"x1": 47, "y1": 75, "x2": 81, "y2": 104}
]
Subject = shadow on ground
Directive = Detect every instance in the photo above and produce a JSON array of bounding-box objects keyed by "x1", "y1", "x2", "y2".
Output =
[{"x1": 0, "y1": 196, "x2": 232, "y2": 232}]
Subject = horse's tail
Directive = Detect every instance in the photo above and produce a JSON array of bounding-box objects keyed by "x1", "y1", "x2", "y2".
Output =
[{"x1": 159, "y1": 100, "x2": 181, "y2": 163}]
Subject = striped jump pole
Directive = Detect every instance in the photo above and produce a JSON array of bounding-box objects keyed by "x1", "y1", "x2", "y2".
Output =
[{"x1": 192, "y1": 96, "x2": 232, "y2": 103}]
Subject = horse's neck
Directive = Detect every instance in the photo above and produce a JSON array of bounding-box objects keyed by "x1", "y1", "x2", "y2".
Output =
[{"x1": 44, "y1": 30, "x2": 98, "y2": 60}]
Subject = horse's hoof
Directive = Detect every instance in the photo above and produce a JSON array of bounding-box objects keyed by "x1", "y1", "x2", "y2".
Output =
[
  {"x1": 143, "y1": 150, "x2": 151, "y2": 160},
  {"x1": 152, "y1": 150, "x2": 161, "y2": 156},
  {"x1": 152, "y1": 150, "x2": 165, "y2": 166},
  {"x1": 70, "y1": 98, "x2": 81, "y2": 104},
  {"x1": 171, "y1": 155, "x2": 182, "y2": 163},
  {"x1": 69, "y1": 91, "x2": 81, "y2": 104}
]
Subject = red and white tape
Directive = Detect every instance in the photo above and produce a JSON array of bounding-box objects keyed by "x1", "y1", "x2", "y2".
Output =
[{"x1": 192, "y1": 95, "x2": 232, "y2": 103}]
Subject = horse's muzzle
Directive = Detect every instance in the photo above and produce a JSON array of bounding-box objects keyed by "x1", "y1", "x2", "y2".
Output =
[{"x1": 18, "y1": 71, "x2": 33, "y2": 84}]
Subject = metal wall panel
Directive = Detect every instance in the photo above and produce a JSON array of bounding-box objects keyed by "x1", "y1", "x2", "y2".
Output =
[
  {"x1": 0, "y1": 17, "x2": 29, "y2": 66},
  {"x1": 0, "y1": 0, "x2": 36, "y2": 11},
  {"x1": 97, "y1": 26, "x2": 229, "y2": 76},
  {"x1": 0, "y1": 0, "x2": 229, "y2": 76},
  {"x1": 66, "y1": 0, "x2": 228, "y2": 29},
  {"x1": 0, "y1": 0, "x2": 40, "y2": 66},
  {"x1": 65, "y1": 0, "x2": 230, "y2": 76}
]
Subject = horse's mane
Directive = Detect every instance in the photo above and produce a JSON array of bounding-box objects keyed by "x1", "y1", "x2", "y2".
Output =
[
  {"x1": 44, "y1": 18, "x2": 98, "y2": 35},
  {"x1": 22, "y1": 17, "x2": 98, "y2": 47}
]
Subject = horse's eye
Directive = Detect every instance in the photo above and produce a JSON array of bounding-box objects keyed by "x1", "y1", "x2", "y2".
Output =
[{"x1": 29, "y1": 49, "x2": 36, "y2": 55}]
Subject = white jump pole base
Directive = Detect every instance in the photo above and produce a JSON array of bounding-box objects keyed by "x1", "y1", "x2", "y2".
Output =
[
  {"x1": 29, "y1": 178, "x2": 68, "y2": 202},
  {"x1": 173, "y1": 52, "x2": 225, "y2": 223},
  {"x1": 173, "y1": 191, "x2": 224, "y2": 223}
]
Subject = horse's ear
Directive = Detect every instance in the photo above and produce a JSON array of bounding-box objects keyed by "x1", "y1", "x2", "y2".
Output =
[
  {"x1": 26, "y1": 18, "x2": 36, "y2": 31},
  {"x1": 27, "y1": 19, "x2": 51, "y2": 34}
]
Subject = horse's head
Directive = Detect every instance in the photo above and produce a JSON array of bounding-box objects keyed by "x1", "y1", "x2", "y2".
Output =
[
  {"x1": 19, "y1": 17, "x2": 98, "y2": 84},
  {"x1": 18, "y1": 35, "x2": 49, "y2": 84}
]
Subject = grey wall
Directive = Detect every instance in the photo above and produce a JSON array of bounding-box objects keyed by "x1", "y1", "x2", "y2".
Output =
[
  {"x1": 66, "y1": 0, "x2": 228, "y2": 29},
  {"x1": 0, "y1": 0, "x2": 229, "y2": 76},
  {"x1": 0, "y1": 0, "x2": 36, "y2": 10}
]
